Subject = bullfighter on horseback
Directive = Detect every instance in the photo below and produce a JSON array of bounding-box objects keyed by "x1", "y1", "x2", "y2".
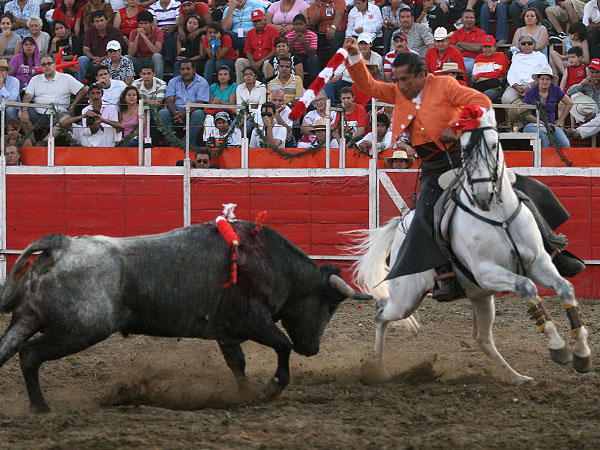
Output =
[{"x1": 343, "y1": 37, "x2": 585, "y2": 301}]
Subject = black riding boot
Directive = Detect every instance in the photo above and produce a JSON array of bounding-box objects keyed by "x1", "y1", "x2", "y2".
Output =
[
  {"x1": 553, "y1": 250, "x2": 586, "y2": 278},
  {"x1": 432, "y1": 263, "x2": 463, "y2": 302}
]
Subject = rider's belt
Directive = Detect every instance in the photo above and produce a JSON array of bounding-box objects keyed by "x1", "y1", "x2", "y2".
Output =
[{"x1": 416, "y1": 142, "x2": 461, "y2": 172}]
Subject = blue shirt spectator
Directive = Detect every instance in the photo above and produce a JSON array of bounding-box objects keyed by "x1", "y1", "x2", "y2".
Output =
[
  {"x1": 166, "y1": 70, "x2": 210, "y2": 110},
  {"x1": 4, "y1": 0, "x2": 40, "y2": 37},
  {"x1": 222, "y1": 0, "x2": 266, "y2": 49}
]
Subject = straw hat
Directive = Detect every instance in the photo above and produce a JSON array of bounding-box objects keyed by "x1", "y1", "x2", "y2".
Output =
[
  {"x1": 507, "y1": 98, "x2": 528, "y2": 123},
  {"x1": 435, "y1": 62, "x2": 466, "y2": 74},
  {"x1": 385, "y1": 150, "x2": 415, "y2": 168},
  {"x1": 311, "y1": 118, "x2": 328, "y2": 132},
  {"x1": 532, "y1": 65, "x2": 558, "y2": 82},
  {"x1": 570, "y1": 94, "x2": 598, "y2": 123},
  {"x1": 0, "y1": 59, "x2": 14, "y2": 73}
]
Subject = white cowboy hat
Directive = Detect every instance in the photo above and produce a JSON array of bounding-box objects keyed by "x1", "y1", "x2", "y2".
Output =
[
  {"x1": 570, "y1": 94, "x2": 598, "y2": 123},
  {"x1": 433, "y1": 27, "x2": 452, "y2": 40},
  {"x1": 532, "y1": 65, "x2": 558, "y2": 82},
  {"x1": 385, "y1": 150, "x2": 415, "y2": 168}
]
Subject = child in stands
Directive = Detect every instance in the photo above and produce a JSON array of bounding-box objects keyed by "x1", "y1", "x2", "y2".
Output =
[{"x1": 560, "y1": 46, "x2": 587, "y2": 128}]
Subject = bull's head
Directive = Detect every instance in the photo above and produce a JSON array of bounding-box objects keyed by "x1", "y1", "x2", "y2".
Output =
[{"x1": 281, "y1": 265, "x2": 372, "y2": 356}]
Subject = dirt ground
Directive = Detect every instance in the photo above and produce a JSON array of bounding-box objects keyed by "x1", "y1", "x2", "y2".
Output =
[{"x1": 0, "y1": 294, "x2": 598, "y2": 449}]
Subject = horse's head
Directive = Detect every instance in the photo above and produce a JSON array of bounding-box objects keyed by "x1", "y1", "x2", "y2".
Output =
[{"x1": 456, "y1": 106, "x2": 503, "y2": 212}]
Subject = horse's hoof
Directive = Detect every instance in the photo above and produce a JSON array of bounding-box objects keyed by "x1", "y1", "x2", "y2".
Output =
[
  {"x1": 573, "y1": 354, "x2": 592, "y2": 373},
  {"x1": 549, "y1": 346, "x2": 572, "y2": 365},
  {"x1": 509, "y1": 374, "x2": 534, "y2": 386},
  {"x1": 264, "y1": 377, "x2": 283, "y2": 400}
]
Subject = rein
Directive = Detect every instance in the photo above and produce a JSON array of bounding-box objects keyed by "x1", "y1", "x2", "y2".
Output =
[{"x1": 451, "y1": 124, "x2": 526, "y2": 275}]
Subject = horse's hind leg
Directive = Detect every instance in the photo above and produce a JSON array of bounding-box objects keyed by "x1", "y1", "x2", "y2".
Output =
[
  {"x1": 470, "y1": 296, "x2": 533, "y2": 385},
  {"x1": 528, "y1": 256, "x2": 591, "y2": 373}
]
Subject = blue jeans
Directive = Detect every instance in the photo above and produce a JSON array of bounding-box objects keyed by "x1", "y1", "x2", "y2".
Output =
[
  {"x1": 323, "y1": 79, "x2": 352, "y2": 102},
  {"x1": 464, "y1": 57, "x2": 475, "y2": 85},
  {"x1": 127, "y1": 54, "x2": 164, "y2": 80},
  {"x1": 302, "y1": 56, "x2": 320, "y2": 85},
  {"x1": 226, "y1": 31, "x2": 246, "y2": 50},
  {"x1": 75, "y1": 55, "x2": 94, "y2": 82},
  {"x1": 480, "y1": 1, "x2": 510, "y2": 41},
  {"x1": 158, "y1": 108, "x2": 206, "y2": 147},
  {"x1": 524, "y1": 123, "x2": 571, "y2": 148},
  {"x1": 203, "y1": 58, "x2": 235, "y2": 84},
  {"x1": 510, "y1": 0, "x2": 549, "y2": 28},
  {"x1": 163, "y1": 31, "x2": 178, "y2": 64}
]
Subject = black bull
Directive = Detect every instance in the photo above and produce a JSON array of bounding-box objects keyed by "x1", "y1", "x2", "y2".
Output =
[{"x1": 0, "y1": 221, "x2": 371, "y2": 412}]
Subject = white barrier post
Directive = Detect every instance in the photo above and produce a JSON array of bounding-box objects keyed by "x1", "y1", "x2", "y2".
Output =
[
  {"x1": 47, "y1": 105, "x2": 54, "y2": 167},
  {"x1": 138, "y1": 99, "x2": 144, "y2": 166},
  {"x1": 144, "y1": 106, "x2": 152, "y2": 166},
  {"x1": 325, "y1": 99, "x2": 331, "y2": 169},
  {"x1": 371, "y1": 98, "x2": 377, "y2": 161},
  {"x1": 241, "y1": 110, "x2": 248, "y2": 169},
  {"x1": 339, "y1": 109, "x2": 346, "y2": 168}
]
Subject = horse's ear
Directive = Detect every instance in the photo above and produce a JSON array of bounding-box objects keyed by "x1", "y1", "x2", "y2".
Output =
[{"x1": 483, "y1": 107, "x2": 496, "y2": 126}]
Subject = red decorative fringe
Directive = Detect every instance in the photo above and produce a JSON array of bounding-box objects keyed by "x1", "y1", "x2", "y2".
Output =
[
  {"x1": 252, "y1": 211, "x2": 268, "y2": 236},
  {"x1": 216, "y1": 216, "x2": 239, "y2": 246},
  {"x1": 326, "y1": 51, "x2": 346, "y2": 69},
  {"x1": 223, "y1": 247, "x2": 238, "y2": 288},
  {"x1": 310, "y1": 77, "x2": 326, "y2": 95},
  {"x1": 290, "y1": 100, "x2": 307, "y2": 122},
  {"x1": 451, "y1": 104, "x2": 485, "y2": 132}
]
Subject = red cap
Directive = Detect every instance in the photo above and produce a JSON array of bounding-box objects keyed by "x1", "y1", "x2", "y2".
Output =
[
  {"x1": 251, "y1": 9, "x2": 264, "y2": 21},
  {"x1": 589, "y1": 58, "x2": 600, "y2": 71},
  {"x1": 482, "y1": 35, "x2": 496, "y2": 46}
]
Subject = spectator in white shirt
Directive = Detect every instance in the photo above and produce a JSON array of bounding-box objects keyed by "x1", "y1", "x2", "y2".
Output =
[
  {"x1": 95, "y1": 64, "x2": 127, "y2": 104},
  {"x1": 249, "y1": 101, "x2": 287, "y2": 148},
  {"x1": 81, "y1": 83, "x2": 124, "y2": 132},
  {"x1": 357, "y1": 113, "x2": 392, "y2": 154},
  {"x1": 60, "y1": 109, "x2": 120, "y2": 146},
  {"x1": 345, "y1": 0, "x2": 382, "y2": 42}
]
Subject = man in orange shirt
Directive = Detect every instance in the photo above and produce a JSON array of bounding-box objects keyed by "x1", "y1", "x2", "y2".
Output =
[{"x1": 344, "y1": 37, "x2": 584, "y2": 299}]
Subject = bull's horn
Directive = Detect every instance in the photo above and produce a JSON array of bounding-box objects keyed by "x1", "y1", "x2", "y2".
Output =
[{"x1": 329, "y1": 275, "x2": 373, "y2": 300}]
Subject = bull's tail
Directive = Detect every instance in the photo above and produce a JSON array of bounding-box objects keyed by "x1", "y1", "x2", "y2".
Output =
[
  {"x1": 345, "y1": 217, "x2": 403, "y2": 300},
  {"x1": 0, "y1": 234, "x2": 69, "y2": 313}
]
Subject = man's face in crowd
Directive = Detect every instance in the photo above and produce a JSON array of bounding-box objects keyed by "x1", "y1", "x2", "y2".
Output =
[
  {"x1": 5, "y1": 146, "x2": 20, "y2": 165},
  {"x1": 394, "y1": 36, "x2": 408, "y2": 51},
  {"x1": 195, "y1": 153, "x2": 211, "y2": 168},
  {"x1": 392, "y1": 159, "x2": 408, "y2": 169},
  {"x1": 140, "y1": 67, "x2": 154, "y2": 82},
  {"x1": 93, "y1": 15, "x2": 107, "y2": 31},
  {"x1": 215, "y1": 118, "x2": 230, "y2": 133},
  {"x1": 253, "y1": 18, "x2": 266, "y2": 33},
  {"x1": 482, "y1": 44, "x2": 495, "y2": 57},
  {"x1": 41, "y1": 57, "x2": 55, "y2": 77},
  {"x1": 88, "y1": 87, "x2": 103, "y2": 105},
  {"x1": 567, "y1": 53, "x2": 583, "y2": 67},
  {"x1": 376, "y1": 122, "x2": 388, "y2": 138},
  {"x1": 182, "y1": 1, "x2": 196, "y2": 15},
  {"x1": 180, "y1": 62, "x2": 195, "y2": 80},
  {"x1": 278, "y1": 60, "x2": 291, "y2": 78},
  {"x1": 293, "y1": 18, "x2": 306, "y2": 33},
  {"x1": 393, "y1": 65, "x2": 427, "y2": 100},
  {"x1": 462, "y1": 11, "x2": 475, "y2": 30},
  {"x1": 0, "y1": 66, "x2": 8, "y2": 82},
  {"x1": 340, "y1": 92, "x2": 355, "y2": 110},
  {"x1": 271, "y1": 90, "x2": 285, "y2": 109},
  {"x1": 138, "y1": 20, "x2": 152, "y2": 34},
  {"x1": 358, "y1": 41, "x2": 372, "y2": 54},
  {"x1": 434, "y1": 38, "x2": 449, "y2": 53},
  {"x1": 399, "y1": 10, "x2": 413, "y2": 28},
  {"x1": 96, "y1": 68, "x2": 111, "y2": 87}
]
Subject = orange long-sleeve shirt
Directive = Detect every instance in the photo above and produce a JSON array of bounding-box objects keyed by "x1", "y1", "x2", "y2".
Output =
[{"x1": 347, "y1": 58, "x2": 492, "y2": 150}]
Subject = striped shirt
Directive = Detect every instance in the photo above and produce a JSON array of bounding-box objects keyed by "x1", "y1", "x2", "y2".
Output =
[
  {"x1": 133, "y1": 77, "x2": 167, "y2": 101},
  {"x1": 149, "y1": 0, "x2": 181, "y2": 29},
  {"x1": 267, "y1": 74, "x2": 304, "y2": 104},
  {"x1": 285, "y1": 29, "x2": 318, "y2": 55},
  {"x1": 4, "y1": 0, "x2": 40, "y2": 37}
]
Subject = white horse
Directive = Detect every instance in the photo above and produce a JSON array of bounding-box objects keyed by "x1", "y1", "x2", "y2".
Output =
[{"x1": 351, "y1": 107, "x2": 591, "y2": 385}]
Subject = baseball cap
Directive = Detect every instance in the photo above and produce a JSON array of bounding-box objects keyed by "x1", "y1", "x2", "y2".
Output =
[
  {"x1": 589, "y1": 58, "x2": 600, "y2": 71},
  {"x1": 357, "y1": 33, "x2": 373, "y2": 44},
  {"x1": 106, "y1": 40, "x2": 121, "y2": 51},
  {"x1": 215, "y1": 111, "x2": 231, "y2": 122},
  {"x1": 392, "y1": 29, "x2": 407, "y2": 40},
  {"x1": 251, "y1": 9, "x2": 264, "y2": 21},
  {"x1": 482, "y1": 35, "x2": 496, "y2": 46},
  {"x1": 182, "y1": 0, "x2": 195, "y2": 5}
]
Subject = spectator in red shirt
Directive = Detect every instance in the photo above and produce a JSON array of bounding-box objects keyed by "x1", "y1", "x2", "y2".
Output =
[
  {"x1": 235, "y1": 9, "x2": 279, "y2": 83},
  {"x1": 286, "y1": 14, "x2": 320, "y2": 84},
  {"x1": 203, "y1": 22, "x2": 238, "y2": 84},
  {"x1": 449, "y1": 9, "x2": 486, "y2": 83},
  {"x1": 307, "y1": 0, "x2": 347, "y2": 58},
  {"x1": 114, "y1": 0, "x2": 147, "y2": 44},
  {"x1": 52, "y1": 0, "x2": 83, "y2": 37},
  {"x1": 434, "y1": 62, "x2": 468, "y2": 86},
  {"x1": 472, "y1": 34, "x2": 510, "y2": 101},
  {"x1": 176, "y1": 0, "x2": 212, "y2": 39},
  {"x1": 127, "y1": 10, "x2": 164, "y2": 79},
  {"x1": 340, "y1": 86, "x2": 368, "y2": 145},
  {"x1": 425, "y1": 27, "x2": 466, "y2": 84},
  {"x1": 80, "y1": 10, "x2": 126, "y2": 78}
]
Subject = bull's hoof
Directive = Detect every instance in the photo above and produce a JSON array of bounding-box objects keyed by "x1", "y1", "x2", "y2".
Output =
[
  {"x1": 549, "y1": 346, "x2": 572, "y2": 365},
  {"x1": 359, "y1": 358, "x2": 389, "y2": 385},
  {"x1": 264, "y1": 377, "x2": 284, "y2": 401},
  {"x1": 573, "y1": 354, "x2": 592, "y2": 373},
  {"x1": 31, "y1": 402, "x2": 51, "y2": 414}
]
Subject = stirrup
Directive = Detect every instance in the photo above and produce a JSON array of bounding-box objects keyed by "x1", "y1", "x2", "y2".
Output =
[{"x1": 432, "y1": 269, "x2": 464, "y2": 302}]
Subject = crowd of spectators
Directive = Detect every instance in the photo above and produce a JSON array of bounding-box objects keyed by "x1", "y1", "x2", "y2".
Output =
[{"x1": 0, "y1": 0, "x2": 599, "y2": 162}]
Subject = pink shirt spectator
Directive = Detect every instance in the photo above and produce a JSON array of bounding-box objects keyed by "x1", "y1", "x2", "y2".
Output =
[
  {"x1": 267, "y1": 0, "x2": 309, "y2": 27},
  {"x1": 285, "y1": 28, "x2": 317, "y2": 55},
  {"x1": 128, "y1": 27, "x2": 165, "y2": 58}
]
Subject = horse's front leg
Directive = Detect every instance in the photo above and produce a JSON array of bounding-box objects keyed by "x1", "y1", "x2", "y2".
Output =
[
  {"x1": 470, "y1": 296, "x2": 533, "y2": 385},
  {"x1": 528, "y1": 255, "x2": 592, "y2": 373}
]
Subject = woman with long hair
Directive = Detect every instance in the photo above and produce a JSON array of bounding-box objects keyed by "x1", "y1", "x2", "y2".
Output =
[
  {"x1": 203, "y1": 22, "x2": 237, "y2": 84},
  {"x1": 549, "y1": 21, "x2": 590, "y2": 79},
  {"x1": 175, "y1": 14, "x2": 204, "y2": 75},
  {"x1": 0, "y1": 13, "x2": 22, "y2": 62},
  {"x1": 49, "y1": 19, "x2": 82, "y2": 77},
  {"x1": 512, "y1": 7, "x2": 549, "y2": 57},
  {"x1": 118, "y1": 85, "x2": 145, "y2": 147},
  {"x1": 52, "y1": 0, "x2": 83, "y2": 37},
  {"x1": 9, "y1": 36, "x2": 40, "y2": 90},
  {"x1": 265, "y1": 36, "x2": 303, "y2": 81},
  {"x1": 204, "y1": 65, "x2": 237, "y2": 141}
]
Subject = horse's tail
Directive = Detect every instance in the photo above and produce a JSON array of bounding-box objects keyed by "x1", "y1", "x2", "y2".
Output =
[{"x1": 345, "y1": 216, "x2": 403, "y2": 300}]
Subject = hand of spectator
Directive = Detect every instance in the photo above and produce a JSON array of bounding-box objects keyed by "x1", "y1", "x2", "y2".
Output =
[
  {"x1": 174, "y1": 111, "x2": 185, "y2": 123},
  {"x1": 188, "y1": 29, "x2": 201, "y2": 40},
  {"x1": 344, "y1": 37, "x2": 359, "y2": 56},
  {"x1": 354, "y1": 27, "x2": 363, "y2": 34},
  {"x1": 584, "y1": 113, "x2": 595, "y2": 123},
  {"x1": 93, "y1": 57, "x2": 102, "y2": 67},
  {"x1": 84, "y1": 109, "x2": 99, "y2": 119},
  {"x1": 228, "y1": 0, "x2": 236, "y2": 9},
  {"x1": 554, "y1": 119, "x2": 564, "y2": 127},
  {"x1": 252, "y1": 61, "x2": 262, "y2": 71},
  {"x1": 280, "y1": 25, "x2": 292, "y2": 35},
  {"x1": 176, "y1": 55, "x2": 185, "y2": 61},
  {"x1": 359, "y1": 140, "x2": 372, "y2": 150},
  {"x1": 295, "y1": 32, "x2": 305, "y2": 43},
  {"x1": 18, "y1": 109, "x2": 30, "y2": 123},
  {"x1": 263, "y1": 114, "x2": 274, "y2": 127},
  {"x1": 518, "y1": 0, "x2": 528, "y2": 6},
  {"x1": 583, "y1": 77, "x2": 598, "y2": 86},
  {"x1": 326, "y1": 27, "x2": 335, "y2": 40},
  {"x1": 276, "y1": 104, "x2": 285, "y2": 115},
  {"x1": 213, "y1": 98, "x2": 223, "y2": 104}
]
